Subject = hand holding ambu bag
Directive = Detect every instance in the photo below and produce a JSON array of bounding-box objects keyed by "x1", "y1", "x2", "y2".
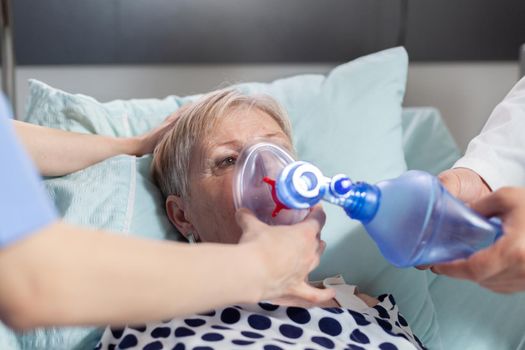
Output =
[
  {"x1": 433, "y1": 187, "x2": 525, "y2": 293},
  {"x1": 438, "y1": 168, "x2": 492, "y2": 205}
]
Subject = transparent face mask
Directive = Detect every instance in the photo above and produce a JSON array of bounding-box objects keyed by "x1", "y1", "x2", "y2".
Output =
[{"x1": 232, "y1": 142, "x2": 309, "y2": 225}]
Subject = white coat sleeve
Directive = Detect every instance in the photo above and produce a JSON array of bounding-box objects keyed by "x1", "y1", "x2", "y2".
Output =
[{"x1": 453, "y1": 76, "x2": 525, "y2": 190}]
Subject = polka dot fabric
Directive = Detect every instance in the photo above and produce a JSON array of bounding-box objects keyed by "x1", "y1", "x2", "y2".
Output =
[{"x1": 96, "y1": 295, "x2": 425, "y2": 350}]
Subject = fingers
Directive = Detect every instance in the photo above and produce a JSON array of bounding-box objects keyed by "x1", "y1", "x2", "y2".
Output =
[
  {"x1": 415, "y1": 264, "x2": 432, "y2": 270},
  {"x1": 471, "y1": 187, "x2": 520, "y2": 218},
  {"x1": 236, "y1": 205, "x2": 327, "y2": 302},
  {"x1": 310, "y1": 203, "x2": 324, "y2": 212},
  {"x1": 289, "y1": 282, "x2": 336, "y2": 305},
  {"x1": 438, "y1": 168, "x2": 492, "y2": 204},
  {"x1": 438, "y1": 169, "x2": 461, "y2": 197},
  {"x1": 431, "y1": 260, "x2": 473, "y2": 280},
  {"x1": 434, "y1": 245, "x2": 525, "y2": 294},
  {"x1": 479, "y1": 268, "x2": 525, "y2": 293},
  {"x1": 481, "y1": 278, "x2": 525, "y2": 294},
  {"x1": 297, "y1": 205, "x2": 326, "y2": 234},
  {"x1": 432, "y1": 187, "x2": 525, "y2": 293},
  {"x1": 432, "y1": 238, "x2": 506, "y2": 281}
]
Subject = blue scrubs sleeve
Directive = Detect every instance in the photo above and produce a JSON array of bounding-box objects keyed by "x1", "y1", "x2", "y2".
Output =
[{"x1": 0, "y1": 116, "x2": 58, "y2": 247}]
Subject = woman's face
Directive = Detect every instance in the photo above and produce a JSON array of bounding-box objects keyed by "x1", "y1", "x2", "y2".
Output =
[{"x1": 184, "y1": 107, "x2": 292, "y2": 244}]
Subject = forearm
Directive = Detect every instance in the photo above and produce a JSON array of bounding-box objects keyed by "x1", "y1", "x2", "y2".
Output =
[
  {"x1": 13, "y1": 121, "x2": 142, "y2": 176},
  {"x1": 0, "y1": 222, "x2": 262, "y2": 329}
]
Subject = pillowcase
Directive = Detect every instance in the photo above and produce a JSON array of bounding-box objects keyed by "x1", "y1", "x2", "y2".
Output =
[
  {"x1": 12, "y1": 47, "x2": 440, "y2": 350},
  {"x1": 25, "y1": 81, "x2": 184, "y2": 241}
]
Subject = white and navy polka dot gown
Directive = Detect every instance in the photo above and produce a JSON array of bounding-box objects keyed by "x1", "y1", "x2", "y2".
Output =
[{"x1": 96, "y1": 294, "x2": 425, "y2": 350}]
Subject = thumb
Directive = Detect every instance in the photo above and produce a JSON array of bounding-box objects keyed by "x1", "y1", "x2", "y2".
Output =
[
  {"x1": 438, "y1": 169, "x2": 461, "y2": 197},
  {"x1": 291, "y1": 282, "x2": 336, "y2": 304},
  {"x1": 470, "y1": 188, "x2": 515, "y2": 218},
  {"x1": 294, "y1": 205, "x2": 326, "y2": 234}
]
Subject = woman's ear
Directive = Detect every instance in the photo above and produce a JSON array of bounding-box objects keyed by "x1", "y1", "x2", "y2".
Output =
[{"x1": 166, "y1": 195, "x2": 198, "y2": 241}]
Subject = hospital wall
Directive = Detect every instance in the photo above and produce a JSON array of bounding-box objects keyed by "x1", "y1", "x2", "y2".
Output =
[{"x1": 12, "y1": 61, "x2": 520, "y2": 152}]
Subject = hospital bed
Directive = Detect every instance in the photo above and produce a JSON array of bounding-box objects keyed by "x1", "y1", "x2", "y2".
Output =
[{"x1": 1, "y1": 2, "x2": 525, "y2": 350}]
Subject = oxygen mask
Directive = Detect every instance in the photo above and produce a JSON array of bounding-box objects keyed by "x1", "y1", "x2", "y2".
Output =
[{"x1": 232, "y1": 142, "x2": 309, "y2": 225}]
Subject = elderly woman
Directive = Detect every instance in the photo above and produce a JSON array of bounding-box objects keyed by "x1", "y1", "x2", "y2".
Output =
[{"x1": 96, "y1": 89, "x2": 425, "y2": 350}]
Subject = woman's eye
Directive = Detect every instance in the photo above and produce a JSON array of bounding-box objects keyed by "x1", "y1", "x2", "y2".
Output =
[{"x1": 217, "y1": 156, "x2": 237, "y2": 169}]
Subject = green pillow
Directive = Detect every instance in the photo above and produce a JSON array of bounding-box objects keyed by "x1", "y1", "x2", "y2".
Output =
[
  {"x1": 11, "y1": 47, "x2": 440, "y2": 349},
  {"x1": 25, "y1": 80, "x2": 182, "y2": 241},
  {"x1": 402, "y1": 107, "x2": 461, "y2": 176}
]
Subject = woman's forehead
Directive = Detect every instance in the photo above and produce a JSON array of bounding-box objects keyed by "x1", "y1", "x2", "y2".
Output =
[{"x1": 203, "y1": 110, "x2": 288, "y2": 147}]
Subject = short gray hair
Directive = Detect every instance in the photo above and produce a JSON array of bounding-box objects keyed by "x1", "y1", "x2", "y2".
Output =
[{"x1": 152, "y1": 88, "x2": 293, "y2": 199}]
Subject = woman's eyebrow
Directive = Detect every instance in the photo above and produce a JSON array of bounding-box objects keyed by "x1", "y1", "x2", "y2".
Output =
[
  {"x1": 213, "y1": 132, "x2": 288, "y2": 148},
  {"x1": 264, "y1": 132, "x2": 288, "y2": 139},
  {"x1": 213, "y1": 139, "x2": 243, "y2": 148},
  {"x1": 258, "y1": 131, "x2": 290, "y2": 141}
]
